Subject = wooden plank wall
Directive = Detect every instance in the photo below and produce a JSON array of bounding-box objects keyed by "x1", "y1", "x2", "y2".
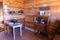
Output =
[
  {"x1": 24, "y1": 0, "x2": 60, "y2": 28},
  {"x1": 24, "y1": 0, "x2": 60, "y2": 21},
  {"x1": 3, "y1": 0, "x2": 24, "y2": 8},
  {"x1": 3, "y1": 0, "x2": 25, "y2": 20},
  {"x1": 3, "y1": 0, "x2": 60, "y2": 28}
]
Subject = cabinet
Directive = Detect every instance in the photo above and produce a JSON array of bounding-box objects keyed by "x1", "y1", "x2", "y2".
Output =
[{"x1": 34, "y1": 16, "x2": 48, "y2": 33}]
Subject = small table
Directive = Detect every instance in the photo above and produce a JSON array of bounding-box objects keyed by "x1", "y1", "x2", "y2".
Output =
[{"x1": 5, "y1": 22, "x2": 23, "y2": 40}]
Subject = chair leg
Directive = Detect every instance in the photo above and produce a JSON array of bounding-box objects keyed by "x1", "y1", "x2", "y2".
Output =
[
  {"x1": 7, "y1": 26, "x2": 9, "y2": 35},
  {"x1": 48, "y1": 34, "x2": 56, "y2": 40}
]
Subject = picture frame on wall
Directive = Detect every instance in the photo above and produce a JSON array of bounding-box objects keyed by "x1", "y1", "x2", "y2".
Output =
[
  {"x1": 18, "y1": 10, "x2": 24, "y2": 14},
  {"x1": 8, "y1": 10, "x2": 24, "y2": 14},
  {"x1": 40, "y1": 11, "x2": 45, "y2": 16}
]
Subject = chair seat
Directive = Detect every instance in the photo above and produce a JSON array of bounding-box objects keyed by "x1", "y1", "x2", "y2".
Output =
[{"x1": 15, "y1": 27, "x2": 20, "y2": 30}]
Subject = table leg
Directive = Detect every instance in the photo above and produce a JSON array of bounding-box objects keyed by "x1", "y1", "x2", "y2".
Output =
[
  {"x1": 13, "y1": 28, "x2": 15, "y2": 40},
  {"x1": 7, "y1": 26, "x2": 9, "y2": 35},
  {"x1": 20, "y1": 26, "x2": 22, "y2": 36}
]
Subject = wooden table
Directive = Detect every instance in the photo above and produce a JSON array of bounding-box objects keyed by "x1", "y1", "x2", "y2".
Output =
[{"x1": 5, "y1": 22, "x2": 23, "y2": 40}]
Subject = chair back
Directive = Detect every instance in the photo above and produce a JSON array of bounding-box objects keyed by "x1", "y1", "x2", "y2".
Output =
[{"x1": 46, "y1": 20, "x2": 58, "y2": 34}]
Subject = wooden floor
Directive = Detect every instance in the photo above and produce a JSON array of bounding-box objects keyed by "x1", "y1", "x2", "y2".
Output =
[{"x1": 0, "y1": 29, "x2": 60, "y2": 40}]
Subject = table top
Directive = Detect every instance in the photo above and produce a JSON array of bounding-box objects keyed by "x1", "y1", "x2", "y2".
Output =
[{"x1": 5, "y1": 21, "x2": 22, "y2": 28}]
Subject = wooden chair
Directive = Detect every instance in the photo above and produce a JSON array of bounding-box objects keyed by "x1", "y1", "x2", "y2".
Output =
[
  {"x1": 46, "y1": 20, "x2": 58, "y2": 40},
  {"x1": 56, "y1": 20, "x2": 60, "y2": 35}
]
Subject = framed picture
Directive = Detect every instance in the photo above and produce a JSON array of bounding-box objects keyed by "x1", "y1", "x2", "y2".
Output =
[
  {"x1": 18, "y1": 10, "x2": 24, "y2": 14},
  {"x1": 40, "y1": 11, "x2": 45, "y2": 16}
]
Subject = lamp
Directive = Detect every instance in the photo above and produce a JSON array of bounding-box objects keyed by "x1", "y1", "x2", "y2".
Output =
[{"x1": 43, "y1": 4, "x2": 46, "y2": 6}]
